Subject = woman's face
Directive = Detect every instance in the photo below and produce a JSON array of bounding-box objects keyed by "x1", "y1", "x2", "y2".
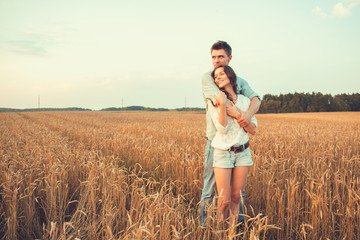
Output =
[{"x1": 214, "y1": 67, "x2": 230, "y2": 89}]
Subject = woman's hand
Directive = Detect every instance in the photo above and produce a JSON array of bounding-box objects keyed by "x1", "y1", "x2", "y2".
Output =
[
  {"x1": 226, "y1": 101, "x2": 240, "y2": 119},
  {"x1": 227, "y1": 102, "x2": 249, "y2": 128},
  {"x1": 213, "y1": 90, "x2": 227, "y2": 106}
]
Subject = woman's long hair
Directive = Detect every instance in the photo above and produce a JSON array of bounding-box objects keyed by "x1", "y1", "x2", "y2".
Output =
[{"x1": 211, "y1": 65, "x2": 238, "y2": 102}]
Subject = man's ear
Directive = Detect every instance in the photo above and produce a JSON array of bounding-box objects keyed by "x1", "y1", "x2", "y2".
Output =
[{"x1": 228, "y1": 55, "x2": 232, "y2": 62}]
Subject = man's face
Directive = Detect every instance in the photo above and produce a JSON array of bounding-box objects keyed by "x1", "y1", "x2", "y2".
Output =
[{"x1": 211, "y1": 49, "x2": 232, "y2": 68}]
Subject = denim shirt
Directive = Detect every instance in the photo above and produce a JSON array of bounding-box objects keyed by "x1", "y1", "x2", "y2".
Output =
[{"x1": 202, "y1": 71, "x2": 259, "y2": 140}]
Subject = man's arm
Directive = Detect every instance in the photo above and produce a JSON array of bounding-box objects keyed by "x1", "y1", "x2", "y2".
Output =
[
  {"x1": 227, "y1": 98, "x2": 260, "y2": 131},
  {"x1": 240, "y1": 115, "x2": 258, "y2": 135},
  {"x1": 240, "y1": 97, "x2": 261, "y2": 125},
  {"x1": 243, "y1": 122, "x2": 257, "y2": 135},
  {"x1": 202, "y1": 72, "x2": 218, "y2": 105},
  {"x1": 236, "y1": 77, "x2": 261, "y2": 124}
]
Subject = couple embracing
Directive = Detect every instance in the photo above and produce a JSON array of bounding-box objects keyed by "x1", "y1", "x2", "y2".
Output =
[{"x1": 200, "y1": 41, "x2": 261, "y2": 227}]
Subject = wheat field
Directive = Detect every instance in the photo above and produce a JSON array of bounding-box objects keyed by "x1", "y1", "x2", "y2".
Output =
[{"x1": 0, "y1": 111, "x2": 359, "y2": 239}]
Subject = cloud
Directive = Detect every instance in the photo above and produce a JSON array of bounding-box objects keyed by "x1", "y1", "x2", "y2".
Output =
[
  {"x1": 3, "y1": 31, "x2": 54, "y2": 56},
  {"x1": 6, "y1": 40, "x2": 47, "y2": 55},
  {"x1": 3, "y1": 24, "x2": 76, "y2": 56},
  {"x1": 313, "y1": 0, "x2": 359, "y2": 18},
  {"x1": 313, "y1": 6, "x2": 327, "y2": 18},
  {"x1": 332, "y1": 2, "x2": 352, "y2": 17},
  {"x1": 342, "y1": 0, "x2": 360, "y2": 8},
  {"x1": 332, "y1": 0, "x2": 360, "y2": 17}
]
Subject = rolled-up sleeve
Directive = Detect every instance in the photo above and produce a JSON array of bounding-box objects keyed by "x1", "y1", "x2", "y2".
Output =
[
  {"x1": 237, "y1": 77, "x2": 260, "y2": 101},
  {"x1": 251, "y1": 116, "x2": 258, "y2": 128},
  {"x1": 202, "y1": 72, "x2": 219, "y2": 105},
  {"x1": 207, "y1": 100, "x2": 228, "y2": 134}
]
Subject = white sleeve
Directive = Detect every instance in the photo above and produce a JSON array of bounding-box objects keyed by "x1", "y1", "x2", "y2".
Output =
[
  {"x1": 207, "y1": 100, "x2": 228, "y2": 134},
  {"x1": 251, "y1": 116, "x2": 258, "y2": 128},
  {"x1": 202, "y1": 72, "x2": 218, "y2": 104},
  {"x1": 236, "y1": 95, "x2": 257, "y2": 128}
]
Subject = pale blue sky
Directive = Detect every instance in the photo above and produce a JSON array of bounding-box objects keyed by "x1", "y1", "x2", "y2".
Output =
[{"x1": 1, "y1": 0, "x2": 359, "y2": 109}]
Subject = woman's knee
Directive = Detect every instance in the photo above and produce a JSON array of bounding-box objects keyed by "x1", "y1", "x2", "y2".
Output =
[
  {"x1": 231, "y1": 191, "x2": 243, "y2": 205},
  {"x1": 219, "y1": 199, "x2": 231, "y2": 212}
]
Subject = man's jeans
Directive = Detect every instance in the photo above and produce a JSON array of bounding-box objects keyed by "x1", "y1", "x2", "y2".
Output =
[{"x1": 200, "y1": 139, "x2": 246, "y2": 226}]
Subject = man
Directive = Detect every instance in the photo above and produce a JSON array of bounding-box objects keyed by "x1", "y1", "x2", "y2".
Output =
[{"x1": 200, "y1": 41, "x2": 261, "y2": 226}]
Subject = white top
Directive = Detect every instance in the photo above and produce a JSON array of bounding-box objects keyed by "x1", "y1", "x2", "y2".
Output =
[
  {"x1": 207, "y1": 94, "x2": 258, "y2": 150},
  {"x1": 202, "y1": 71, "x2": 259, "y2": 140}
]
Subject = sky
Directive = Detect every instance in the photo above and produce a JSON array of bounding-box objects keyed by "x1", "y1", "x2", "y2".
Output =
[{"x1": 0, "y1": 0, "x2": 359, "y2": 110}]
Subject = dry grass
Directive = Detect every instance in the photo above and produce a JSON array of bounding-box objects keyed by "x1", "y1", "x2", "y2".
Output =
[{"x1": 0, "y1": 111, "x2": 359, "y2": 239}]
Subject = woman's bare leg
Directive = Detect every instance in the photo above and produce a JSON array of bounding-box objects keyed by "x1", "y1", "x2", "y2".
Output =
[
  {"x1": 230, "y1": 166, "x2": 250, "y2": 225},
  {"x1": 213, "y1": 167, "x2": 232, "y2": 220}
]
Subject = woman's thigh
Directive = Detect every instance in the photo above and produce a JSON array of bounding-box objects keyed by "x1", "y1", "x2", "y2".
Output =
[
  {"x1": 231, "y1": 166, "x2": 250, "y2": 199},
  {"x1": 213, "y1": 167, "x2": 232, "y2": 201}
]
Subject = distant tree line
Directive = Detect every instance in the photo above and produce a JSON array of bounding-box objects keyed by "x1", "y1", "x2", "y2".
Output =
[
  {"x1": 101, "y1": 106, "x2": 169, "y2": 111},
  {"x1": 2, "y1": 93, "x2": 358, "y2": 113},
  {"x1": 0, "y1": 107, "x2": 92, "y2": 112},
  {"x1": 259, "y1": 92, "x2": 360, "y2": 113},
  {"x1": 175, "y1": 107, "x2": 205, "y2": 111}
]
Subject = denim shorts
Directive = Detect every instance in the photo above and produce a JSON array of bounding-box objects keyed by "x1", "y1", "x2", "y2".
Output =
[{"x1": 213, "y1": 148, "x2": 253, "y2": 168}]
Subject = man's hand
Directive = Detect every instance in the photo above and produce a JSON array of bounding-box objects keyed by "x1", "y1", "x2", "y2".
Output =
[
  {"x1": 226, "y1": 101, "x2": 240, "y2": 119},
  {"x1": 237, "y1": 110, "x2": 252, "y2": 127}
]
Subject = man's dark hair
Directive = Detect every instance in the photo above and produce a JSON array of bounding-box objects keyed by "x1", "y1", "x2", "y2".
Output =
[{"x1": 211, "y1": 41, "x2": 232, "y2": 57}]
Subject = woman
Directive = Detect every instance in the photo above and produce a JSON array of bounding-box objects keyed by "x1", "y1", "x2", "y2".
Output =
[{"x1": 207, "y1": 65, "x2": 257, "y2": 224}]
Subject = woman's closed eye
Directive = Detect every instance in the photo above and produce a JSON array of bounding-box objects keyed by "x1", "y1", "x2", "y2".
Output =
[{"x1": 215, "y1": 71, "x2": 226, "y2": 79}]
